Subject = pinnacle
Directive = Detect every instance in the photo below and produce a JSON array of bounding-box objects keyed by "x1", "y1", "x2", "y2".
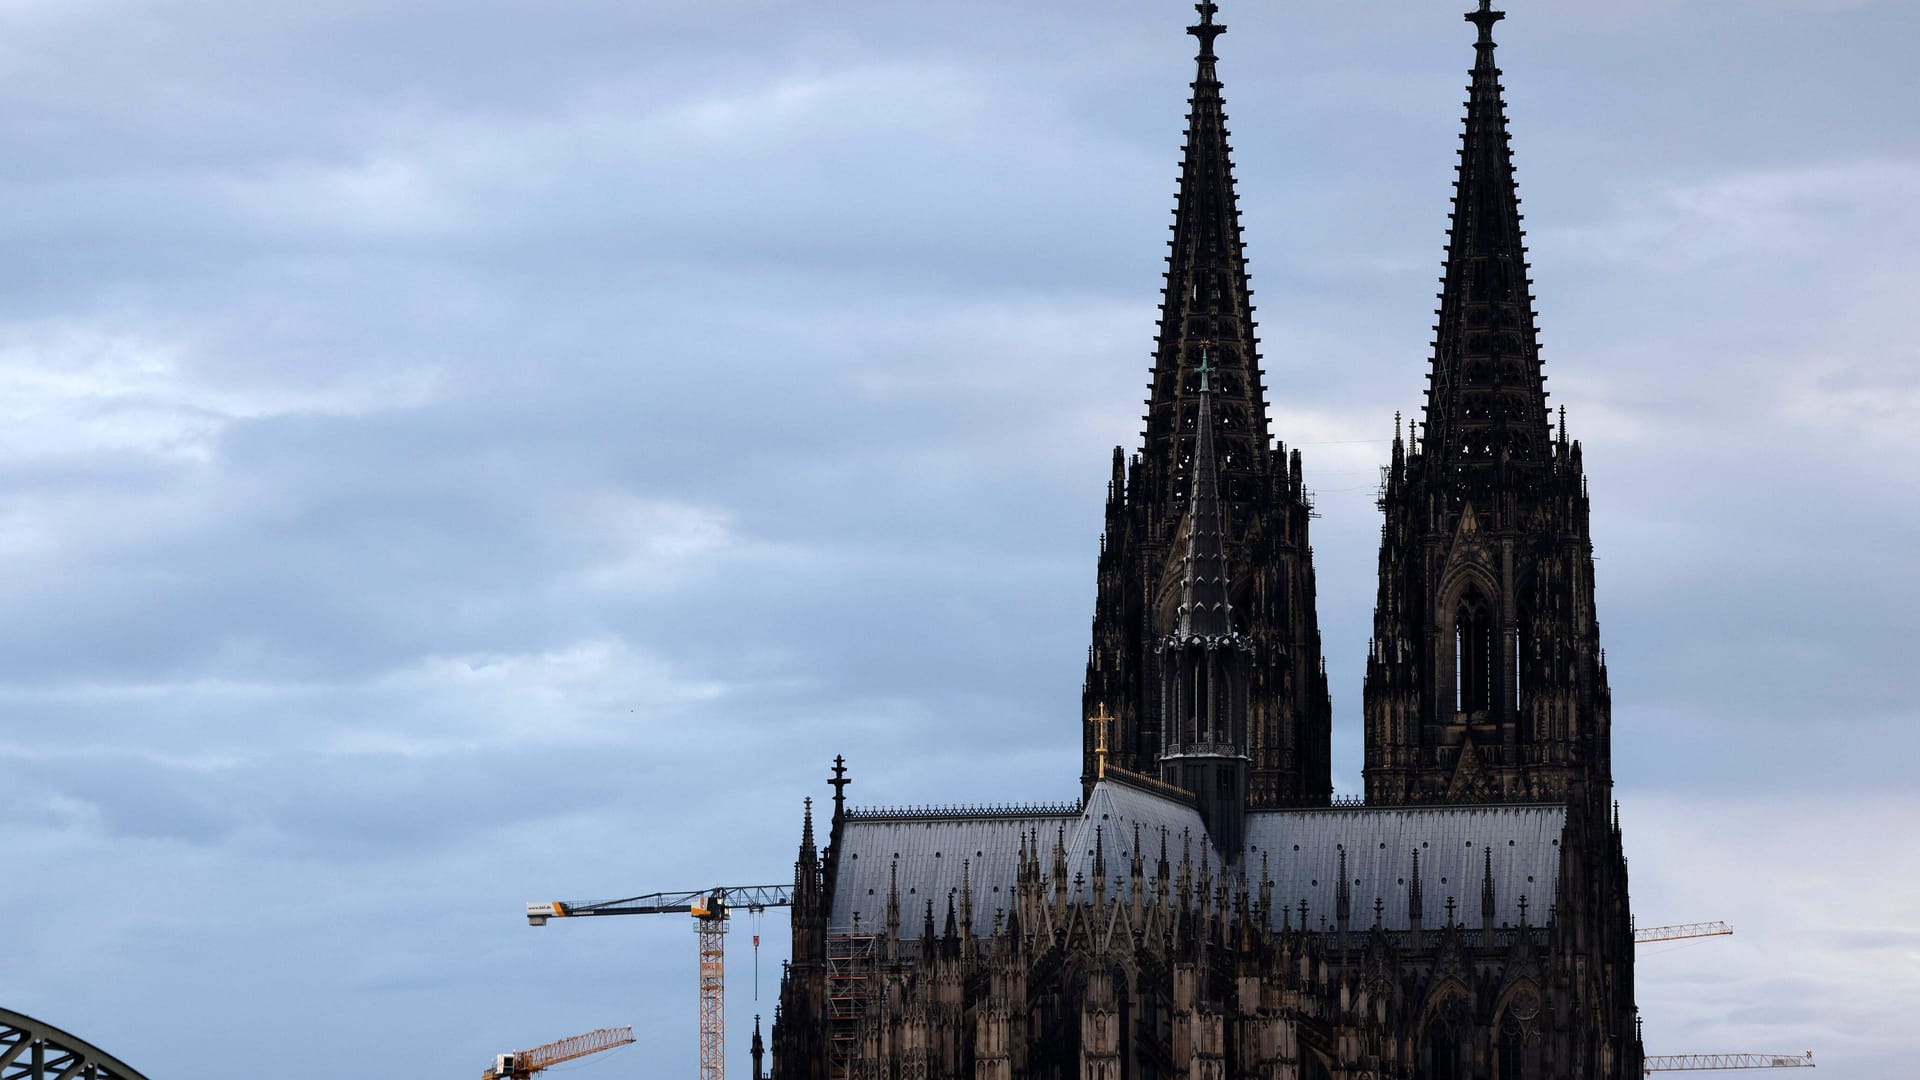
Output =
[{"x1": 1172, "y1": 377, "x2": 1233, "y2": 640}]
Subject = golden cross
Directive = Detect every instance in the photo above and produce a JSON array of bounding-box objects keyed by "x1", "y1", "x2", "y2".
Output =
[{"x1": 1089, "y1": 704, "x2": 1113, "y2": 779}]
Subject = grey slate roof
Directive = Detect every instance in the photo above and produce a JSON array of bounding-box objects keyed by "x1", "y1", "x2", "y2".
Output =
[
  {"x1": 828, "y1": 808, "x2": 1074, "y2": 936},
  {"x1": 826, "y1": 779, "x2": 1566, "y2": 938},
  {"x1": 1062, "y1": 776, "x2": 1209, "y2": 891},
  {"x1": 1247, "y1": 804, "x2": 1566, "y2": 932}
]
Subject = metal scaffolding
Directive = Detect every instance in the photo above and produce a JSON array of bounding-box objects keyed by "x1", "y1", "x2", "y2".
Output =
[{"x1": 826, "y1": 934, "x2": 879, "y2": 1079}]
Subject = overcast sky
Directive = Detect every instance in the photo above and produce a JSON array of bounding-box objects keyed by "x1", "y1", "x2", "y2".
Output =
[{"x1": 0, "y1": 0, "x2": 1914, "y2": 1076}]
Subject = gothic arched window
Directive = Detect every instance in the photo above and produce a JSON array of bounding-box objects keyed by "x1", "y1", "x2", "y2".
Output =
[
  {"x1": 1421, "y1": 1010, "x2": 1463, "y2": 1080},
  {"x1": 1497, "y1": 984, "x2": 1543, "y2": 1080},
  {"x1": 1512, "y1": 626, "x2": 1524, "y2": 717},
  {"x1": 1454, "y1": 589, "x2": 1495, "y2": 716}
]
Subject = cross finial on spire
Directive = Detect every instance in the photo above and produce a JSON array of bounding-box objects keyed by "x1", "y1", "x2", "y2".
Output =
[
  {"x1": 1466, "y1": 0, "x2": 1505, "y2": 45},
  {"x1": 1195, "y1": 345, "x2": 1217, "y2": 393},
  {"x1": 1188, "y1": 2, "x2": 1225, "y2": 62},
  {"x1": 828, "y1": 754, "x2": 851, "y2": 819}
]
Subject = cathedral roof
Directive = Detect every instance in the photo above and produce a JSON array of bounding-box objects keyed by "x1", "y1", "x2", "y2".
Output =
[
  {"x1": 827, "y1": 777, "x2": 1563, "y2": 938},
  {"x1": 1244, "y1": 802, "x2": 1564, "y2": 931},
  {"x1": 828, "y1": 804, "x2": 1076, "y2": 937},
  {"x1": 1063, "y1": 773, "x2": 1210, "y2": 888}
]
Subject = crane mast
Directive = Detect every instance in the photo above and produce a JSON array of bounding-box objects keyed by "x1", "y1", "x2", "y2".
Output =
[{"x1": 699, "y1": 914, "x2": 726, "y2": 1078}]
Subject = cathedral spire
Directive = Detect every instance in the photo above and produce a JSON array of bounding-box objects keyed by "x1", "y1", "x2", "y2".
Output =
[
  {"x1": 1175, "y1": 363, "x2": 1233, "y2": 639},
  {"x1": 1083, "y1": 0, "x2": 1331, "y2": 812},
  {"x1": 1145, "y1": 1, "x2": 1270, "y2": 477},
  {"x1": 1364, "y1": 2, "x2": 1608, "y2": 809},
  {"x1": 1422, "y1": 0, "x2": 1552, "y2": 507}
]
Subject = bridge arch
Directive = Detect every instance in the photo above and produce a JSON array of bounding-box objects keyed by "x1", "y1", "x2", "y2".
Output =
[{"x1": 1, "y1": 1007, "x2": 152, "y2": 1080}]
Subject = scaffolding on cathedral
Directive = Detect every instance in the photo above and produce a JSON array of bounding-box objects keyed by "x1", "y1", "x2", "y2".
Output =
[{"x1": 825, "y1": 933, "x2": 877, "y2": 1079}]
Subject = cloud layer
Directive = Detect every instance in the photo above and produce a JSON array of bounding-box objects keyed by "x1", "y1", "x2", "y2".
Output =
[{"x1": 0, "y1": 1, "x2": 1913, "y2": 1076}]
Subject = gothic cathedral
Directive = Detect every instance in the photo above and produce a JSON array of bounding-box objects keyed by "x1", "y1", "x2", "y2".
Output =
[{"x1": 771, "y1": 4, "x2": 1639, "y2": 1077}]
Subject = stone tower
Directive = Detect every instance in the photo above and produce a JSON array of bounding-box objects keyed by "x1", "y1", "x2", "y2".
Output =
[
  {"x1": 1363, "y1": 0, "x2": 1613, "y2": 807},
  {"x1": 1083, "y1": 0, "x2": 1332, "y2": 809},
  {"x1": 1154, "y1": 366, "x2": 1253, "y2": 852}
]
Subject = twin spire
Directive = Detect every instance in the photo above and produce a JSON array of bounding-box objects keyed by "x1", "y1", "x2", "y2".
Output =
[
  {"x1": 1145, "y1": 1, "x2": 1270, "y2": 491},
  {"x1": 1421, "y1": 0, "x2": 1553, "y2": 502}
]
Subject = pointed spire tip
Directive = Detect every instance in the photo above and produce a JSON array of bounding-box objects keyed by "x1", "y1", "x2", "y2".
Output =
[
  {"x1": 1467, "y1": 0, "x2": 1505, "y2": 41},
  {"x1": 1188, "y1": 2, "x2": 1225, "y2": 61}
]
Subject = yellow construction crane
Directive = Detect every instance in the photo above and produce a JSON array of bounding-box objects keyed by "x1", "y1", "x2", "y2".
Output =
[
  {"x1": 1636, "y1": 921, "x2": 1733, "y2": 944},
  {"x1": 1646, "y1": 1051, "x2": 1814, "y2": 1072},
  {"x1": 483, "y1": 1026, "x2": 635, "y2": 1079},
  {"x1": 528, "y1": 885, "x2": 792, "y2": 1080}
]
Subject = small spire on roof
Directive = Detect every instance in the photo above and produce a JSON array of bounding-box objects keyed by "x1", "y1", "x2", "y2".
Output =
[
  {"x1": 1481, "y1": 846, "x2": 1497, "y2": 928},
  {"x1": 827, "y1": 755, "x2": 850, "y2": 821},
  {"x1": 960, "y1": 858, "x2": 973, "y2": 932},
  {"x1": 1409, "y1": 847, "x2": 1424, "y2": 924},
  {"x1": 1173, "y1": 363, "x2": 1233, "y2": 639}
]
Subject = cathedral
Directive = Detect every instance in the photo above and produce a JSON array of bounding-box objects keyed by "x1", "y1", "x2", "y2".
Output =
[{"x1": 768, "y1": 3, "x2": 1639, "y2": 1076}]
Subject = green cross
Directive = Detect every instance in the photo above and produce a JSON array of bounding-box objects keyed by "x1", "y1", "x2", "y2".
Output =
[{"x1": 1195, "y1": 347, "x2": 1216, "y2": 392}]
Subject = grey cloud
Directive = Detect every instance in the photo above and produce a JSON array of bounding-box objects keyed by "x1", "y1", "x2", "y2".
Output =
[{"x1": 1, "y1": 1, "x2": 1915, "y2": 1077}]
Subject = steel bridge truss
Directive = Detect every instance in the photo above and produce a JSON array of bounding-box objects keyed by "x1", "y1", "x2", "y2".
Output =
[{"x1": 1, "y1": 1008, "x2": 151, "y2": 1080}]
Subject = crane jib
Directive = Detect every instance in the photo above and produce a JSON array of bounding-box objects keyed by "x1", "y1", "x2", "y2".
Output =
[{"x1": 525, "y1": 885, "x2": 794, "y2": 923}]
